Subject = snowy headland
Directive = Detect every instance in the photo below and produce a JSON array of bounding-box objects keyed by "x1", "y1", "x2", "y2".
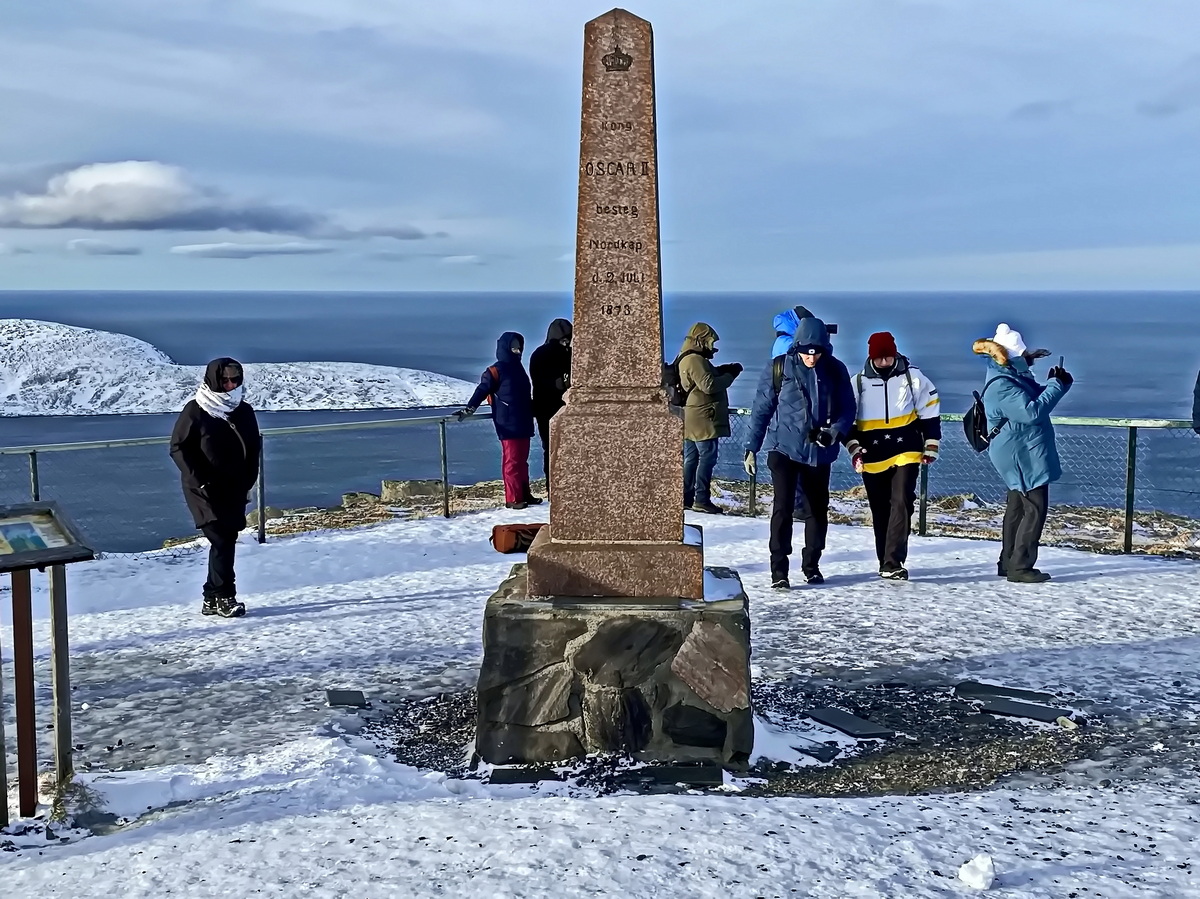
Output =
[
  {"x1": 0, "y1": 319, "x2": 474, "y2": 415},
  {"x1": 2, "y1": 510, "x2": 1199, "y2": 896}
]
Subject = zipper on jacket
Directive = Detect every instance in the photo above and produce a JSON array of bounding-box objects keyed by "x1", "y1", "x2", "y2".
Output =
[{"x1": 883, "y1": 379, "x2": 890, "y2": 424}]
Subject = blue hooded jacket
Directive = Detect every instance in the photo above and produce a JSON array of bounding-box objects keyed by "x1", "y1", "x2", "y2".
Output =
[
  {"x1": 770, "y1": 306, "x2": 815, "y2": 358},
  {"x1": 972, "y1": 337, "x2": 1071, "y2": 492},
  {"x1": 468, "y1": 331, "x2": 535, "y2": 440},
  {"x1": 746, "y1": 317, "x2": 857, "y2": 466}
]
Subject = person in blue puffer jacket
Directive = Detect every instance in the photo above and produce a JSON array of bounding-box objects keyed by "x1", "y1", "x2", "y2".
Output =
[
  {"x1": 972, "y1": 323, "x2": 1073, "y2": 584},
  {"x1": 744, "y1": 316, "x2": 857, "y2": 589},
  {"x1": 457, "y1": 331, "x2": 541, "y2": 510}
]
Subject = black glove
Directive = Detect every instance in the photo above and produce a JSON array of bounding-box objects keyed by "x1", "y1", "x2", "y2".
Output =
[
  {"x1": 811, "y1": 428, "x2": 836, "y2": 448},
  {"x1": 454, "y1": 406, "x2": 477, "y2": 422},
  {"x1": 727, "y1": 362, "x2": 744, "y2": 376},
  {"x1": 1048, "y1": 367, "x2": 1074, "y2": 387}
]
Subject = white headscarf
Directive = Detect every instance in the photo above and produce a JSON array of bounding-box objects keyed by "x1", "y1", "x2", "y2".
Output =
[{"x1": 195, "y1": 383, "x2": 244, "y2": 420}]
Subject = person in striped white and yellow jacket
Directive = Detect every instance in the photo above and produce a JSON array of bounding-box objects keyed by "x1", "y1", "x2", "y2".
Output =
[{"x1": 844, "y1": 332, "x2": 941, "y2": 580}]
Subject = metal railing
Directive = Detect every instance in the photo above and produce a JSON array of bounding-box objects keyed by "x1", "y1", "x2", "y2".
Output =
[
  {"x1": 1, "y1": 408, "x2": 1198, "y2": 557},
  {"x1": 725, "y1": 410, "x2": 1200, "y2": 557},
  {"x1": 0, "y1": 410, "x2": 496, "y2": 555}
]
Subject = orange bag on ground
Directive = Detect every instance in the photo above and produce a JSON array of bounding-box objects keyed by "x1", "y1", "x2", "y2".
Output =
[{"x1": 490, "y1": 523, "x2": 545, "y2": 553}]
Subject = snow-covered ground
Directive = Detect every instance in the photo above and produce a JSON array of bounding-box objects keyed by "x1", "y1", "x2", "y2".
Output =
[
  {"x1": 2, "y1": 511, "x2": 1200, "y2": 896},
  {"x1": 0, "y1": 319, "x2": 474, "y2": 415}
]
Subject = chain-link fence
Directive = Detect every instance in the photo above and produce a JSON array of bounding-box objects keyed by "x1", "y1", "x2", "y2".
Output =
[{"x1": 2, "y1": 409, "x2": 1198, "y2": 557}]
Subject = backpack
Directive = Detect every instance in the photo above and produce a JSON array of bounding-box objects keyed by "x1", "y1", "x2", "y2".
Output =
[
  {"x1": 490, "y1": 523, "x2": 545, "y2": 553},
  {"x1": 663, "y1": 351, "x2": 699, "y2": 407},
  {"x1": 483, "y1": 365, "x2": 500, "y2": 405},
  {"x1": 964, "y1": 377, "x2": 1009, "y2": 452}
]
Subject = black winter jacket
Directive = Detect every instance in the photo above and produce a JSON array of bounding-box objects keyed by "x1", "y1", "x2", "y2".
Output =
[
  {"x1": 169, "y1": 358, "x2": 263, "y2": 529},
  {"x1": 529, "y1": 318, "x2": 572, "y2": 420}
]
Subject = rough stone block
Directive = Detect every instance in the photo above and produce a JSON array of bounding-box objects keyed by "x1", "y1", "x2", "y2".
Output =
[
  {"x1": 475, "y1": 564, "x2": 752, "y2": 766},
  {"x1": 342, "y1": 492, "x2": 380, "y2": 508},
  {"x1": 380, "y1": 479, "x2": 443, "y2": 504}
]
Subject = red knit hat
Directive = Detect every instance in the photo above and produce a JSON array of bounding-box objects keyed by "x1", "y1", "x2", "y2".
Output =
[{"x1": 867, "y1": 331, "x2": 898, "y2": 359}]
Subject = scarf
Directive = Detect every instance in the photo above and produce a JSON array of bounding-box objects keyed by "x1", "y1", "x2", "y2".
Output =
[{"x1": 195, "y1": 383, "x2": 244, "y2": 420}]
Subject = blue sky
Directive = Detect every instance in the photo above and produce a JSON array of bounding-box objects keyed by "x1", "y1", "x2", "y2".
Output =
[{"x1": 1, "y1": 0, "x2": 1199, "y2": 291}]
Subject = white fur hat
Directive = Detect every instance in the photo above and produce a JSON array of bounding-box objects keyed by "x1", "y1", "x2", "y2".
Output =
[{"x1": 993, "y1": 323, "x2": 1027, "y2": 358}]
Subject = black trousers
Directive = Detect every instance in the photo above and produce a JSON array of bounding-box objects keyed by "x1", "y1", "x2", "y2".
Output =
[
  {"x1": 536, "y1": 415, "x2": 552, "y2": 486},
  {"x1": 1001, "y1": 485, "x2": 1050, "y2": 573},
  {"x1": 767, "y1": 451, "x2": 830, "y2": 579},
  {"x1": 862, "y1": 464, "x2": 919, "y2": 570},
  {"x1": 201, "y1": 523, "x2": 239, "y2": 599}
]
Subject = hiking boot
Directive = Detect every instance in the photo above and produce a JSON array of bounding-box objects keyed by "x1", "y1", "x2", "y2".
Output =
[
  {"x1": 804, "y1": 571, "x2": 825, "y2": 585},
  {"x1": 771, "y1": 576, "x2": 790, "y2": 590},
  {"x1": 214, "y1": 596, "x2": 246, "y2": 618},
  {"x1": 690, "y1": 501, "x2": 724, "y2": 515},
  {"x1": 880, "y1": 567, "x2": 909, "y2": 581},
  {"x1": 506, "y1": 501, "x2": 529, "y2": 510},
  {"x1": 523, "y1": 496, "x2": 544, "y2": 506},
  {"x1": 201, "y1": 597, "x2": 218, "y2": 616},
  {"x1": 1007, "y1": 569, "x2": 1051, "y2": 584}
]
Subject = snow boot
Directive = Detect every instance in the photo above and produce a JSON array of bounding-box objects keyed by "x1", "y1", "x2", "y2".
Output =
[
  {"x1": 201, "y1": 597, "x2": 218, "y2": 616},
  {"x1": 506, "y1": 501, "x2": 529, "y2": 511},
  {"x1": 880, "y1": 567, "x2": 909, "y2": 581},
  {"x1": 214, "y1": 596, "x2": 246, "y2": 618},
  {"x1": 804, "y1": 571, "x2": 825, "y2": 585},
  {"x1": 1007, "y1": 569, "x2": 1051, "y2": 584},
  {"x1": 523, "y1": 494, "x2": 544, "y2": 505},
  {"x1": 771, "y1": 576, "x2": 790, "y2": 590},
  {"x1": 690, "y1": 501, "x2": 724, "y2": 515}
]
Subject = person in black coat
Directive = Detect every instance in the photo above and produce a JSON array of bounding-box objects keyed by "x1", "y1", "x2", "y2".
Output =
[
  {"x1": 528, "y1": 318, "x2": 572, "y2": 487},
  {"x1": 169, "y1": 357, "x2": 262, "y2": 618},
  {"x1": 456, "y1": 332, "x2": 540, "y2": 509}
]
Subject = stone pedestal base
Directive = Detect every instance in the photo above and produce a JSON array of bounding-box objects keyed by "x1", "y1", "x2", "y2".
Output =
[
  {"x1": 475, "y1": 563, "x2": 753, "y2": 767},
  {"x1": 526, "y1": 524, "x2": 704, "y2": 599}
]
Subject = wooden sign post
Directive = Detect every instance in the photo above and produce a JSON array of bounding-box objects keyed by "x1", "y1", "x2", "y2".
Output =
[{"x1": 0, "y1": 501, "x2": 94, "y2": 826}]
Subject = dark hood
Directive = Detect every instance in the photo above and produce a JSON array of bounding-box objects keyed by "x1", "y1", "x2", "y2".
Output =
[
  {"x1": 203, "y1": 357, "x2": 243, "y2": 391},
  {"x1": 790, "y1": 316, "x2": 832, "y2": 354},
  {"x1": 864, "y1": 354, "x2": 911, "y2": 379},
  {"x1": 545, "y1": 318, "x2": 572, "y2": 343},
  {"x1": 496, "y1": 331, "x2": 525, "y2": 361}
]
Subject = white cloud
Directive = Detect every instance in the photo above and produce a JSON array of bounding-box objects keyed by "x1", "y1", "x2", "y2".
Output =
[
  {"x1": 0, "y1": 161, "x2": 432, "y2": 238},
  {"x1": 439, "y1": 254, "x2": 485, "y2": 265},
  {"x1": 169, "y1": 241, "x2": 333, "y2": 258},
  {"x1": 67, "y1": 238, "x2": 142, "y2": 256}
]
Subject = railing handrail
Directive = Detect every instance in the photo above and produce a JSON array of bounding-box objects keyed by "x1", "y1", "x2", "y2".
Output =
[
  {"x1": 730, "y1": 409, "x2": 1193, "y2": 429},
  {"x1": 0, "y1": 409, "x2": 494, "y2": 455}
]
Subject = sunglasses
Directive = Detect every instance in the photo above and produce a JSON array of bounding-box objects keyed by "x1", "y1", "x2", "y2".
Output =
[{"x1": 220, "y1": 374, "x2": 243, "y2": 387}]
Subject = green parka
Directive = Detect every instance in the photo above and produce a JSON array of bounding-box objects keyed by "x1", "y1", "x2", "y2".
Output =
[{"x1": 677, "y1": 323, "x2": 738, "y2": 441}]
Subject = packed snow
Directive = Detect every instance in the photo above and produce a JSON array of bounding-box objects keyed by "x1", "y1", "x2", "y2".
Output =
[
  {"x1": 0, "y1": 319, "x2": 474, "y2": 415},
  {"x1": 2, "y1": 510, "x2": 1200, "y2": 897}
]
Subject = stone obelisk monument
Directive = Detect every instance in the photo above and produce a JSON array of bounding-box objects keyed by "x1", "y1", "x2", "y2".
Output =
[
  {"x1": 525, "y1": 8, "x2": 703, "y2": 599},
  {"x1": 475, "y1": 9, "x2": 751, "y2": 769}
]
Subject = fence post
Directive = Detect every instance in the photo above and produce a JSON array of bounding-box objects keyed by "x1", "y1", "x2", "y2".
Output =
[
  {"x1": 918, "y1": 462, "x2": 929, "y2": 537},
  {"x1": 256, "y1": 441, "x2": 267, "y2": 545},
  {"x1": 28, "y1": 450, "x2": 40, "y2": 501},
  {"x1": 439, "y1": 419, "x2": 451, "y2": 519},
  {"x1": 1123, "y1": 426, "x2": 1137, "y2": 554},
  {"x1": 10, "y1": 569, "x2": 37, "y2": 818}
]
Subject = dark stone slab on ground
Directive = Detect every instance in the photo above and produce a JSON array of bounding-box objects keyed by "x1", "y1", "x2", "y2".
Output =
[
  {"x1": 979, "y1": 697, "x2": 1076, "y2": 723},
  {"x1": 487, "y1": 767, "x2": 565, "y2": 785},
  {"x1": 325, "y1": 689, "x2": 369, "y2": 708},
  {"x1": 955, "y1": 680, "x2": 1058, "y2": 705},
  {"x1": 806, "y1": 707, "x2": 895, "y2": 739}
]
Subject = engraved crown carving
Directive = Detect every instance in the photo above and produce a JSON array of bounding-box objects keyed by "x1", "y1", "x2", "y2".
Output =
[{"x1": 602, "y1": 46, "x2": 632, "y2": 72}]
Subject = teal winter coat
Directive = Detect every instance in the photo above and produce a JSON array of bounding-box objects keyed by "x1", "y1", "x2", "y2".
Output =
[{"x1": 972, "y1": 338, "x2": 1071, "y2": 493}]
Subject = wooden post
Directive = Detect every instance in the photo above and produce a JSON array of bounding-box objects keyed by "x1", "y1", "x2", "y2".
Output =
[
  {"x1": 49, "y1": 565, "x2": 73, "y2": 787},
  {"x1": 10, "y1": 568, "x2": 38, "y2": 818},
  {"x1": 0, "y1": 621, "x2": 9, "y2": 828}
]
